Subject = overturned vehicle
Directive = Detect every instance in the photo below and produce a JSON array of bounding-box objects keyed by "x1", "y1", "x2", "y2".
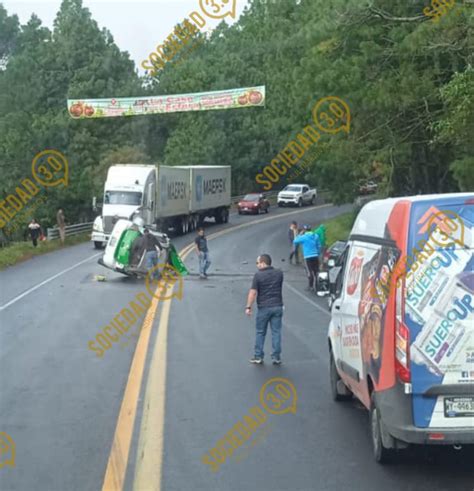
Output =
[{"x1": 98, "y1": 218, "x2": 171, "y2": 278}]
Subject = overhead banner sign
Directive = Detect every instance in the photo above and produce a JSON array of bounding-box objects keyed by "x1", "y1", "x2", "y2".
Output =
[{"x1": 67, "y1": 86, "x2": 265, "y2": 119}]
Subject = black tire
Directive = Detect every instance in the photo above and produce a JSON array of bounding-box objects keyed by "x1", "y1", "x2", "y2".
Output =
[
  {"x1": 94, "y1": 241, "x2": 103, "y2": 249},
  {"x1": 310, "y1": 196, "x2": 315, "y2": 205},
  {"x1": 298, "y1": 198, "x2": 303, "y2": 208},
  {"x1": 265, "y1": 206, "x2": 269, "y2": 214},
  {"x1": 278, "y1": 202, "x2": 283, "y2": 207},
  {"x1": 238, "y1": 210, "x2": 242, "y2": 215},
  {"x1": 370, "y1": 394, "x2": 395, "y2": 464},
  {"x1": 329, "y1": 349, "x2": 352, "y2": 401},
  {"x1": 224, "y1": 209, "x2": 229, "y2": 223}
]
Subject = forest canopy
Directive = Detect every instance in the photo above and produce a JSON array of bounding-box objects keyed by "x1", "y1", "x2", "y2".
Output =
[{"x1": 0, "y1": 0, "x2": 473, "y2": 236}]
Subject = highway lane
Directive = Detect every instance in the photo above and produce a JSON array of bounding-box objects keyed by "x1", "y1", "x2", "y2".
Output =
[
  {"x1": 1, "y1": 201, "x2": 472, "y2": 491},
  {"x1": 133, "y1": 207, "x2": 474, "y2": 490},
  {"x1": 0, "y1": 202, "x2": 347, "y2": 491}
]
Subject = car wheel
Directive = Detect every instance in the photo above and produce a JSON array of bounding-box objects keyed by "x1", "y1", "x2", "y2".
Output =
[
  {"x1": 329, "y1": 349, "x2": 352, "y2": 402},
  {"x1": 94, "y1": 241, "x2": 103, "y2": 249},
  {"x1": 310, "y1": 196, "x2": 315, "y2": 205},
  {"x1": 370, "y1": 394, "x2": 395, "y2": 464},
  {"x1": 265, "y1": 206, "x2": 269, "y2": 214},
  {"x1": 238, "y1": 210, "x2": 242, "y2": 215},
  {"x1": 298, "y1": 198, "x2": 303, "y2": 208},
  {"x1": 278, "y1": 202, "x2": 282, "y2": 207}
]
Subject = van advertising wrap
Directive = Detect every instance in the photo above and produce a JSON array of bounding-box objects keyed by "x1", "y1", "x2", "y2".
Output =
[{"x1": 405, "y1": 201, "x2": 474, "y2": 427}]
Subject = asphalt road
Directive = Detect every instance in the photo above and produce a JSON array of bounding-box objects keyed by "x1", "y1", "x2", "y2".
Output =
[{"x1": 0, "y1": 203, "x2": 473, "y2": 491}]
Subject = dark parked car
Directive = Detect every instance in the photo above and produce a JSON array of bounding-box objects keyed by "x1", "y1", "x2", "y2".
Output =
[
  {"x1": 322, "y1": 240, "x2": 347, "y2": 269},
  {"x1": 237, "y1": 194, "x2": 270, "y2": 215}
]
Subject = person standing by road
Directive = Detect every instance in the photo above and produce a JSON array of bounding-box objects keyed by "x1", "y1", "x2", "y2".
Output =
[
  {"x1": 195, "y1": 227, "x2": 211, "y2": 279},
  {"x1": 294, "y1": 225, "x2": 321, "y2": 292},
  {"x1": 288, "y1": 221, "x2": 300, "y2": 265},
  {"x1": 245, "y1": 254, "x2": 284, "y2": 365},
  {"x1": 56, "y1": 208, "x2": 66, "y2": 245},
  {"x1": 28, "y1": 218, "x2": 42, "y2": 247}
]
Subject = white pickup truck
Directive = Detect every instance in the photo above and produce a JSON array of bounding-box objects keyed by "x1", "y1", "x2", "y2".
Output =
[{"x1": 277, "y1": 184, "x2": 317, "y2": 207}]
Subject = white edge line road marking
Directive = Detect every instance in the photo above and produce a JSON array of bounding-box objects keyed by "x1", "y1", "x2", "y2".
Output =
[
  {"x1": 0, "y1": 253, "x2": 102, "y2": 311},
  {"x1": 284, "y1": 283, "x2": 331, "y2": 317}
]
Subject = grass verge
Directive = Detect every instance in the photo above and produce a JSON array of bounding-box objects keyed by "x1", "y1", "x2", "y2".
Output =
[
  {"x1": 325, "y1": 212, "x2": 356, "y2": 246},
  {"x1": 0, "y1": 233, "x2": 91, "y2": 270}
]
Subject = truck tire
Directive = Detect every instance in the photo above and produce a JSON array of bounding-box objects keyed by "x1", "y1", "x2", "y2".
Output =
[
  {"x1": 224, "y1": 209, "x2": 229, "y2": 223},
  {"x1": 298, "y1": 198, "x2": 303, "y2": 208},
  {"x1": 329, "y1": 349, "x2": 352, "y2": 401},
  {"x1": 94, "y1": 241, "x2": 103, "y2": 249},
  {"x1": 370, "y1": 394, "x2": 395, "y2": 464},
  {"x1": 310, "y1": 196, "x2": 315, "y2": 205},
  {"x1": 278, "y1": 202, "x2": 283, "y2": 207}
]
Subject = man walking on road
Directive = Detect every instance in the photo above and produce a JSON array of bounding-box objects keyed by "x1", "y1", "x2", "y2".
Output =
[
  {"x1": 57, "y1": 208, "x2": 66, "y2": 245},
  {"x1": 294, "y1": 225, "x2": 321, "y2": 292},
  {"x1": 245, "y1": 254, "x2": 284, "y2": 365},
  {"x1": 195, "y1": 227, "x2": 211, "y2": 279}
]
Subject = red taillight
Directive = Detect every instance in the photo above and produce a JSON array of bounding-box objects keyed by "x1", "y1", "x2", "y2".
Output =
[
  {"x1": 395, "y1": 276, "x2": 411, "y2": 383},
  {"x1": 428, "y1": 433, "x2": 445, "y2": 441}
]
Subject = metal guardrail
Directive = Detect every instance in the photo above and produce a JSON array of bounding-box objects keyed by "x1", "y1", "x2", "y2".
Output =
[{"x1": 47, "y1": 222, "x2": 93, "y2": 241}]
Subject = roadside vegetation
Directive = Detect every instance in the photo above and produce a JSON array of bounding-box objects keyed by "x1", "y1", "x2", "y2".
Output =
[
  {"x1": 0, "y1": 0, "x2": 472, "y2": 244},
  {"x1": 0, "y1": 234, "x2": 91, "y2": 270},
  {"x1": 325, "y1": 212, "x2": 356, "y2": 246}
]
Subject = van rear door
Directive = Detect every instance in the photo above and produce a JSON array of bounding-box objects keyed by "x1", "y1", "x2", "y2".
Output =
[{"x1": 404, "y1": 198, "x2": 474, "y2": 428}]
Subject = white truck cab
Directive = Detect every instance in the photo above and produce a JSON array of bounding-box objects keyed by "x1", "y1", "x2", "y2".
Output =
[{"x1": 91, "y1": 165, "x2": 155, "y2": 248}]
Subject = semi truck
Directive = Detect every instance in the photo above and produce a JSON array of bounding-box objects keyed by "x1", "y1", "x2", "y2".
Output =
[{"x1": 91, "y1": 164, "x2": 231, "y2": 248}]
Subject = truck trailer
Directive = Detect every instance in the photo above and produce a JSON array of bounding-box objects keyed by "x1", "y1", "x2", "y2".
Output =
[{"x1": 92, "y1": 164, "x2": 231, "y2": 247}]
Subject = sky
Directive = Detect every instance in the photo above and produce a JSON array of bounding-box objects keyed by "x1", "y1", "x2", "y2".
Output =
[{"x1": 3, "y1": 0, "x2": 249, "y2": 72}]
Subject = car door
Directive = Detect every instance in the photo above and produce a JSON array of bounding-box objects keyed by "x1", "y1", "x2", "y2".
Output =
[{"x1": 302, "y1": 186, "x2": 309, "y2": 203}]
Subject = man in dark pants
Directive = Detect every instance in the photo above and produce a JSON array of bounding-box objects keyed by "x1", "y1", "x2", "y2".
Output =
[
  {"x1": 294, "y1": 225, "x2": 321, "y2": 292},
  {"x1": 245, "y1": 254, "x2": 284, "y2": 365},
  {"x1": 131, "y1": 228, "x2": 162, "y2": 279},
  {"x1": 288, "y1": 221, "x2": 300, "y2": 264},
  {"x1": 195, "y1": 227, "x2": 211, "y2": 279}
]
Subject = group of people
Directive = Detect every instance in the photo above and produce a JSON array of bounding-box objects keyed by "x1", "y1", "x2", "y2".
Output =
[
  {"x1": 190, "y1": 220, "x2": 326, "y2": 366},
  {"x1": 27, "y1": 208, "x2": 66, "y2": 247}
]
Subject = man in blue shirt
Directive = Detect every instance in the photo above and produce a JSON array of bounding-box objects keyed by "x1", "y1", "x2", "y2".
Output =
[{"x1": 294, "y1": 225, "x2": 321, "y2": 292}]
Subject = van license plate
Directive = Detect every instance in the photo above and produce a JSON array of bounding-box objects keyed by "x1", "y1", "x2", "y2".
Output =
[{"x1": 444, "y1": 397, "x2": 474, "y2": 418}]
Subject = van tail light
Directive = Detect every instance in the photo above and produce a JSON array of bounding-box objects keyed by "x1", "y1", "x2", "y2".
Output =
[{"x1": 395, "y1": 276, "x2": 411, "y2": 383}]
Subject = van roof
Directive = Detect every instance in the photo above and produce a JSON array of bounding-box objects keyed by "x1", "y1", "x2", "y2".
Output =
[{"x1": 351, "y1": 193, "x2": 474, "y2": 239}]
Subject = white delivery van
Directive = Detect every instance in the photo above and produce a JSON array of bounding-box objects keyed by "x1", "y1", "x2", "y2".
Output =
[{"x1": 327, "y1": 193, "x2": 473, "y2": 462}]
